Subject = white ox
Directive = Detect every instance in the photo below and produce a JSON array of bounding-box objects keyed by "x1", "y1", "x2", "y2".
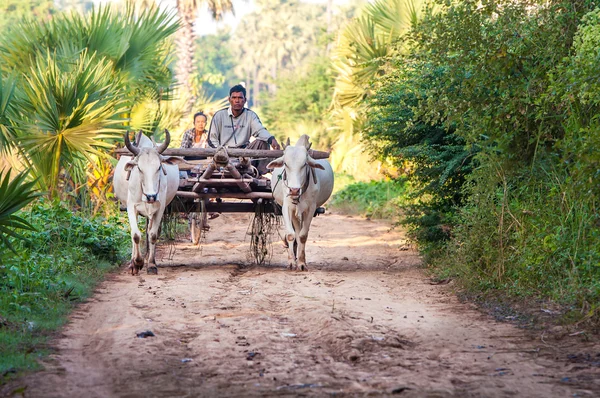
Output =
[
  {"x1": 268, "y1": 135, "x2": 334, "y2": 271},
  {"x1": 113, "y1": 130, "x2": 183, "y2": 275}
]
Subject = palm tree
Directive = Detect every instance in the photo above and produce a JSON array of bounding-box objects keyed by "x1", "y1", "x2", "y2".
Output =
[
  {"x1": 0, "y1": 4, "x2": 180, "y2": 198},
  {"x1": 16, "y1": 50, "x2": 127, "y2": 196},
  {"x1": 175, "y1": 0, "x2": 233, "y2": 113},
  {"x1": 329, "y1": 0, "x2": 427, "y2": 176},
  {"x1": 332, "y1": 0, "x2": 427, "y2": 107}
]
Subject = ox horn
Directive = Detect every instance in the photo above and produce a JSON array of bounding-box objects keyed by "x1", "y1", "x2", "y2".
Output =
[
  {"x1": 124, "y1": 131, "x2": 140, "y2": 156},
  {"x1": 135, "y1": 130, "x2": 144, "y2": 146},
  {"x1": 156, "y1": 129, "x2": 170, "y2": 154},
  {"x1": 283, "y1": 137, "x2": 290, "y2": 149}
]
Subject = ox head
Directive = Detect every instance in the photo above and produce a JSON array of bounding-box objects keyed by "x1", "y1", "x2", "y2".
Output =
[
  {"x1": 124, "y1": 130, "x2": 183, "y2": 203},
  {"x1": 267, "y1": 141, "x2": 324, "y2": 203}
]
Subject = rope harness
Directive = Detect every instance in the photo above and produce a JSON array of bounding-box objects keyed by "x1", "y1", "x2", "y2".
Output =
[{"x1": 275, "y1": 163, "x2": 313, "y2": 205}]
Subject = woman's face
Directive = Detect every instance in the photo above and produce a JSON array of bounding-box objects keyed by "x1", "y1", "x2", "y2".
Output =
[{"x1": 194, "y1": 115, "x2": 207, "y2": 132}]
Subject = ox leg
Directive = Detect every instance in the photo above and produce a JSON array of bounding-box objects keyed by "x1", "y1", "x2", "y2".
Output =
[
  {"x1": 127, "y1": 208, "x2": 144, "y2": 276},
  {"x1": 144, "y1": 216, "x2": 150, "y2": 262},
  {"x1": 296, "y1": 213, "x2": 314, "y2": 272},
  {"x1": 282, "y1": 205, "x2": 297, "y2": 270},
  {"x1": 146, "y1": 211, "x2": 164, "y2": 275}
]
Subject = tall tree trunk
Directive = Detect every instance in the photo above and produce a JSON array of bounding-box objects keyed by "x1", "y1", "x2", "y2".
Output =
[
  {"x1": 252, "y1": 65, "x2": 259, "y2": 108},
  {"x1": 269, "y1": 63, "x2": 277, "y2": 95},
  {"x1": 175, "y1": 1, "x2": 197, "y2": 115},
  {"x1": 326, "y1": 0, "x2": 333, "y2": 54}
]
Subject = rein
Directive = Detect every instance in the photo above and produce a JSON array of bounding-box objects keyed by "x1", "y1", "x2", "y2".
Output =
[{"x1": 281, "y1": 163, "x2": 312, "y2": 205}]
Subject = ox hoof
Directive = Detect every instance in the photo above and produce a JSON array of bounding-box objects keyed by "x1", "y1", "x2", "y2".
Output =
[
  {"x1": 147, "y1": 265, "x2": 158, "y2": 275},
  {"x1": 129, "y1": 261, "x2": 143, "y2": 276},
  {"x1": 299, "y1": 263, "x2": 308, "y2": 272}
]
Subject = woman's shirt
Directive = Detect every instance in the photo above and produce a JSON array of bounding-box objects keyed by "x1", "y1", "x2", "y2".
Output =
[{"x1": 181, "y1": 128, "x2": 208, "y2": 149}]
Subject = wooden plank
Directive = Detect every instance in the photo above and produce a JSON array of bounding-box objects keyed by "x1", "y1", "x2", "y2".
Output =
[
  {"x1": 168, "y1": 201, "x2": 279, "y2": 214},
  {"x1": 176, "y1": 191, "x2": 274, "y2": 200},
  {"x1": 114, "y1": 147, "x2": 330, "y2": 159},
  {"x1": 178, "y1": 160, "x2": 212, "y2": 171},
  {"x1": 186, "y1": 178, "x2": 262, "y2": 185}
]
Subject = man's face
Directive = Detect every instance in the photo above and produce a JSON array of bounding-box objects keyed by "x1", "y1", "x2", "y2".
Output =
[{"x1": 229, "y1": 91, "x2": 246, "y2": 112}]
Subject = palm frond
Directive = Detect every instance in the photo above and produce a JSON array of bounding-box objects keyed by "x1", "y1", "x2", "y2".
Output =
[
  {"x1": 0, "y1": 168, "x2": 41, "y2": 252},
  {"x1": 15, "y1": 49, "x2": 127, "y2": 194},
  {"x1": 0, "y1": 70, "x2": 18, "y2": 153}
]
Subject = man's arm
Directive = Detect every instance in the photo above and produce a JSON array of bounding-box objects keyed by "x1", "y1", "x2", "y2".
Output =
[
  {"x1": 248, "y1": 111, "x2": 280, "y2": 149},
  {"x1": 248, "y1": 111, "x2": 272, "y2": 142},
  {"x1": 207, "y1": 113, "x2": 220, "y2": 148},
  {"x1": 268, "y1": 136, "x2": 281, "y2": 150}
]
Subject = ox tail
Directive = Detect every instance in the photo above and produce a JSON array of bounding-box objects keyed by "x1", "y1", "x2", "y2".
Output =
[{"x1": 159, "y1": 208, "x2": 178, "y2": 261}]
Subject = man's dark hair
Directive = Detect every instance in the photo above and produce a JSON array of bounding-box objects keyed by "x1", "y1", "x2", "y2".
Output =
[
  {"x1": 193, "y1": 112, "x2": 207, "y2": 122},
  {"x1": 229, "y1": 84, "x2": 246, "y2": 98}
]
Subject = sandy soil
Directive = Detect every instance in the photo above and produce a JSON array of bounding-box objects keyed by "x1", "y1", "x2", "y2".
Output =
[{"x1": 3, "y1": 212, "x2": 600, "y2": 397}]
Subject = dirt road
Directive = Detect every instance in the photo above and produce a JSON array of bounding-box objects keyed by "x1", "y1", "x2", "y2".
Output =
[{"x1": 4, "y1": 212, "x2": 600, "y2": 397}]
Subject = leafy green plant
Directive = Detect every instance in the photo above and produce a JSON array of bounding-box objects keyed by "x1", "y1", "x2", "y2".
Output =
[
  {"x1": 0, "y1": 168, "x2": 40, "y2": 252},
  {"x1": 16, "y1": 50, "x2": 127, "y2": 197},
  {"x1": 330, "y1": 178, "x2": 410, "y2": 219},
  {"x1": 0, "y1": 199, "x2": 129, "y2": 379},
  {"x1": 0, "y1": 4, "x2": 180, "y2": 201},
  {"x1": 0, "y1": 71, "x2": 18, "y2": 153}
]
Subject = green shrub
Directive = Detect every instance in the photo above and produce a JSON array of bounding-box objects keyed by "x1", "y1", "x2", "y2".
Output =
[
  {"x1": 360, "y1": 0, "x2": 600, "y2": 319},
  {"x1": 0, "y1": 199, "x2": 129, "y2": 379},
  {"x1": 438, "y1": 159, "x2": 600, "y2": 307},
  {"x1": 330, "y1": 178, "x2": 410, "y2": 219}
]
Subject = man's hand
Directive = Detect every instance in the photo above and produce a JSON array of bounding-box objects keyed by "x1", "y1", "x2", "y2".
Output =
[{"x1": 270, "y1": 137, "x2": 281, "y2": 150}]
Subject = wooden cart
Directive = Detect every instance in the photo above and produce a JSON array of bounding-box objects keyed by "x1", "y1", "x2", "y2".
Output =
[{"x1": 115, "y1": 145, "x2": 330, "y2": 245}]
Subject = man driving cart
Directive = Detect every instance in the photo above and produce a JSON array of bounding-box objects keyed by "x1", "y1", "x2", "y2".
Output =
[{"x1": 208, "y1": 84, "x2": 281, "y2": 174}]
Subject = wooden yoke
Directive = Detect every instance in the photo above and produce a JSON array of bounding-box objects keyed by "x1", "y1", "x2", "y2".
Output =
[{"x1": 114, "y1": 147, "x2": 331, "y2": 160}]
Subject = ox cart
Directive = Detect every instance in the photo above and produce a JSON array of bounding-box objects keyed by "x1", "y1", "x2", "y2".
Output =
[{"x1": 115, "y1": 143, "x2": 330, "y2": 252}]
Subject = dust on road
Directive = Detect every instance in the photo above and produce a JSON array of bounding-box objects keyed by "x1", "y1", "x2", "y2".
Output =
[{"x1": 3, "y1": 212, "x2": 599, "y2": 397}]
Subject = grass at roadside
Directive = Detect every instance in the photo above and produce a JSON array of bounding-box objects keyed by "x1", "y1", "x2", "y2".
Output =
[
  {"x1": 0, "y1": 200, "x2": 129, "y2": 383},
  {"x1": 329, "y1": 178, "x2": 410, "y2": 220}
]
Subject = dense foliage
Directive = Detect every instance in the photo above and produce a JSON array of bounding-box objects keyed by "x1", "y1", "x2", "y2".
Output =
[
  {"x1": 330, "y1": 179, "x2": 410, "y2": 220},
  {"x1": 0, "y1": 200, "x2": 129, "y2": 378},
  {"x1": 363, "y1": 61, "x2": 474, "y2": 248},
  {"x1": 356, "y1": 0, "x2": 600, "y2": 316},
  {"x1": 0, "y1": 4, "x2": 179, "y2": 199},
  {"x1": 261, "y1": 57, "x2": 336, "y2": 149}
]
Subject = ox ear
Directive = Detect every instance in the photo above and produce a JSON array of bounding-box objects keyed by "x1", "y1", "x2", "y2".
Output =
[
  {"x1": 161, "y1": 156, "x2": 186, "y2": 166},
  {"x1": 267, "y1": 156, "x2": 284, "y2": 170},
  {"x1": 306, "y1": 157, "x2": 325, "y2": 170},
  {"x1": 124, "y1": 160, "x2": 138, "y2": 171}
]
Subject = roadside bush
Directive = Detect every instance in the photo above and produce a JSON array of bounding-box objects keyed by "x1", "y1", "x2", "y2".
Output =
[
  {"x1": 330, "y1": 179, "x2": 410, "y2": 220},
  {"x1": 440, "y1": 158, "x2": 600, "y2": 308},
  {"x1": 363, "y1": 59, "x2": 474, "y2": 255},
  {"x1": 0, "y1": 199, "x2": 129, "y2": 378},
  {"x1": 360, "y1": 0, "x2": 600, "y2": 320}
]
